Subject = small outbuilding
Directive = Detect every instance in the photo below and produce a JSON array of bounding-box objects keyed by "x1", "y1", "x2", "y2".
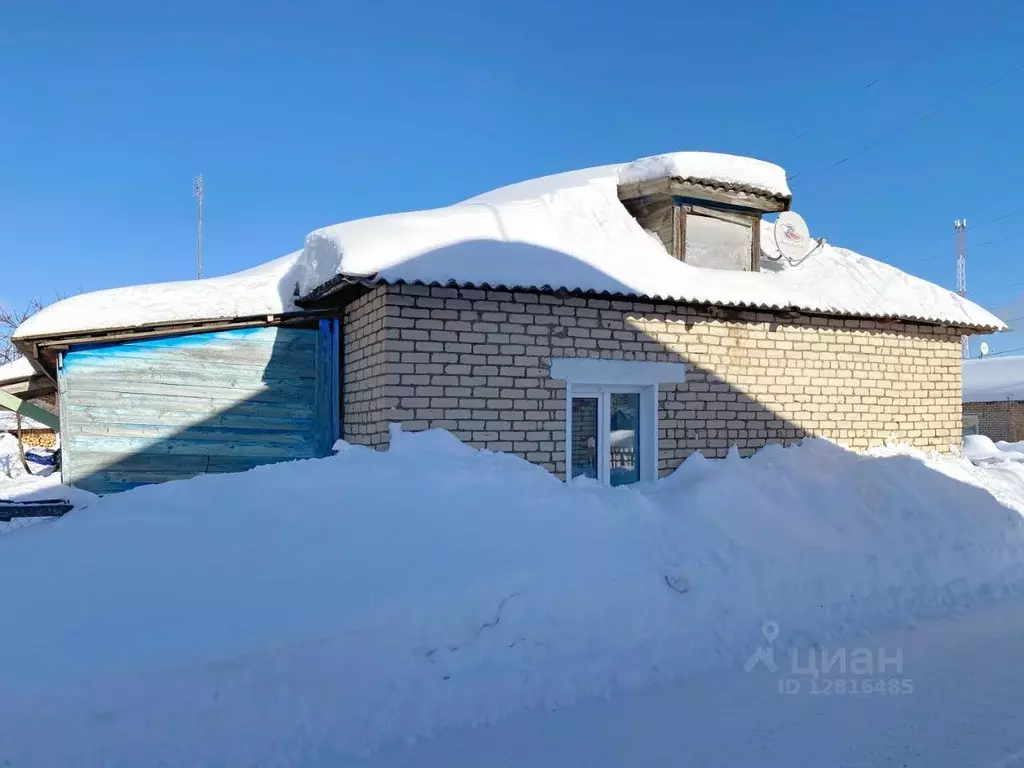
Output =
[
  {"x1": 13, "y1": 152, "x2": 1004, "y2": 493},
  {"x1": 0, "y1": 356, "x2": 58, "y2": 448}
]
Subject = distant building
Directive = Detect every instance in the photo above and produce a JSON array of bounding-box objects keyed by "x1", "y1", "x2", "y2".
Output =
[
  {"x1": 963, "y1": 356, "x2": 1024, "y2": 441},
  {"x1": 0, "y1": 356, "x2": 57, "y2": 448}
]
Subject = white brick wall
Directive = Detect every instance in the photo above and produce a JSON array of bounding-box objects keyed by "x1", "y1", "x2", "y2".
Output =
[{"x1": 341, "y1": 284, "x2": 964, "y2": 477}]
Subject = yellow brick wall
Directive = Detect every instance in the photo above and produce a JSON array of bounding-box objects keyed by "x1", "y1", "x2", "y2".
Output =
[{"x1": 341, "y1": 285, "x2": 964, "y2": 477}]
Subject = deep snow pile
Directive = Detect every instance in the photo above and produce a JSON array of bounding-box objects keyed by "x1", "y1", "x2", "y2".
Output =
[
  {"x1": 963, "y1": 433, "x2": 1024, "y2": 464},
  {"x1": 3, "y1": 431, "x2": 1024, "y2": 765}
]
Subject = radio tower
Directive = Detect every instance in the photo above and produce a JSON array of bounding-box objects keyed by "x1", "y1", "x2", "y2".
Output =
[
  {"x1": 193, "y1": 174, "x2": 204, "y2": 279},
  {"x1": 955, "y1": 218, "x2": 968, "y2": 359}
]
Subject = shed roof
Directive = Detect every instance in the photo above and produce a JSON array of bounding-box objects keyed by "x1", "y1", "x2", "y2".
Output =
[
  {"x1": 0, "y1": 356, "x2": 41, "y2": 386},
  {"x1": 963, "y1": 356, "x2": 1024, "y2": 403}
]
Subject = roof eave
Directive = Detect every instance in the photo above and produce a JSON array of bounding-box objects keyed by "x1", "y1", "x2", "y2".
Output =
[{"x1": 298, "y1": 274, "x2": 1000, "y2": 333}]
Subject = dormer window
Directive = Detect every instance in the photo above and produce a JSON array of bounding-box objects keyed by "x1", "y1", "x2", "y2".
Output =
[{"x1": 618, "y1": 176, "x2": 789, "y2": 273}]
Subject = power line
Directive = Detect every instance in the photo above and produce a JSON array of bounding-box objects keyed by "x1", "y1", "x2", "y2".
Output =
[
  {"x1": 784, "y1": 2, "x2": 1016, "y2": 149},
  {"x1": 987, "y1": 346, "x2": 1024, "y2": 357},
  {"x1": 904, "y1": 228, "x2": 1024, "y2": 265},
  {"x1": 787, "y1": 57, "x2": 1024, "y2": 183}
]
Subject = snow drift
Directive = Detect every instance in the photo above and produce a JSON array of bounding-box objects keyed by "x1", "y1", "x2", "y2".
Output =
[{"x1": 2, "y1": 430, "x2": 1024, "y2": 765}]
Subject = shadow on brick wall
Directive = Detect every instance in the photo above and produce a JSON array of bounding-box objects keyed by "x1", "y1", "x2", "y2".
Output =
[
  {"x1": 310, "y1": 239, "x2": 962, "y2": 479},
  {"x1": 56, "y1": 238, "x2": 960, "y2": 495}
]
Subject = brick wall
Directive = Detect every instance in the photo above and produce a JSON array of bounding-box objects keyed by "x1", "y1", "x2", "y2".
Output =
[
  {"x1": 963, "y1": 402, "x2": 1024, "y2": 442},
  {"x1": 341, "y1": 284, "x2": 964, "y2": 477},
  {"x1": 341, "y1": 287, "x2": 390, "y2": 448}
]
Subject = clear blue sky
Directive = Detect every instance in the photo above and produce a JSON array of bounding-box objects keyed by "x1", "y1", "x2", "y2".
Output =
[{"x1": 3, "y1": 1, "x2": 1023, "y2": 352}]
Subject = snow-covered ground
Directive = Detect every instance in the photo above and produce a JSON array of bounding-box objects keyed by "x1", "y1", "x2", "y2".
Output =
[
  {"x1": 362, "y1": 598, "x2": 1024, "y2": 768},
  {"x1": 3, "y1": 430, "x2": 1024, "y2": 766},
  {"x1": 0, "y1": 435, "x2": 94, "y2": 534},
  {"x1": 963, "y1": 433, "x2": 1024, "y2": 464}
]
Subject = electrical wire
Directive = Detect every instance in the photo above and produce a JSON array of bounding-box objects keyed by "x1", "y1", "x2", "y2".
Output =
[
  {"x1": 787, "y1": 57, "x2": 1024, "y2": 183},
  {"x1": 903, "y1": 229, "x2": 1024, "y2": 265},
  {"x1": 987, "y1": 345, "x2": 1024, "y2": 357}
]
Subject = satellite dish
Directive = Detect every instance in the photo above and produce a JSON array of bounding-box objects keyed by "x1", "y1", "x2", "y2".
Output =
[
  {"x1": 774, "y1": 211, "x2": 812, "y2": 261},
  {"x1": 980, "y1": 341, "x2": 990, "y2": 358}
]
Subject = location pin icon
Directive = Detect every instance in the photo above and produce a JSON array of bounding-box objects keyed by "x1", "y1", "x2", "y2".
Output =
[{"x1": 762, "y1": 621, "x2": 780, "y2": 644}]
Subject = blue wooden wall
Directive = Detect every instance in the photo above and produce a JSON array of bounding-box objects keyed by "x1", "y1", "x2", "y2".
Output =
[{"x1": 58, "y1": 324, "x2": 338, "y2": 494}]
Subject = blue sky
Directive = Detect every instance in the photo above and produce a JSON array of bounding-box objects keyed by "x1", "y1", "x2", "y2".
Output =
[{"x1": 2, "y1": 1, "x2": 1023, "y2": 352}]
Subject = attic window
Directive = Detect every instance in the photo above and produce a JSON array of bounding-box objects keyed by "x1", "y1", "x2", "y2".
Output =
[
  {"x1": 618, "y1": 177, "x2": 785, "y2": 273},
  {"x1": 679, "y1": 204, "x2": 759, "y2": 271}
]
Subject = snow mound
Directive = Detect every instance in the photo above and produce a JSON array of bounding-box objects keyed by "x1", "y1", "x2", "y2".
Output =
[
  {"x1": 963, "y1": 434, "x2": 1024, "y2": 464},
  {"x1": 963, "y1": 355, "x2": 1024, "y2": 403},
  {"x1": 3, "y1": 432, "x2": 1024, "y2": 764}
]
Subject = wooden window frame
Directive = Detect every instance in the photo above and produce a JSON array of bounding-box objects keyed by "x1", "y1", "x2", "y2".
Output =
[{"x1": 673, "y1": 202, "x2": 761, "y2": 272}]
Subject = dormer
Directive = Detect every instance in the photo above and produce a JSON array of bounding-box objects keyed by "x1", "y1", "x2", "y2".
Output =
[{"x1": 618, "y1": 165, "x2": 792, "y2": 273}]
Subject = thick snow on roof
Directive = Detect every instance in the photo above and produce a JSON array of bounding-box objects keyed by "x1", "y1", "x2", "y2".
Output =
[
  {"x1": 301, "y1": 155, "x2": 1001, "y2": 329},
  {"x1": 466, "y1": 151, "x2": 791, "y2": 206},
  {"x1": 963, "y1": 356, "x2": 1024, "y2": 403},
  {"x1": 0, "y1": 356, "x2": 42, "y2": 385},
  {"x1": 14, "y1": 151, "x2": 1003, "y2": 340},
  {"x1": 14, "y1": 252, "x2": 307, "y2": 340}
]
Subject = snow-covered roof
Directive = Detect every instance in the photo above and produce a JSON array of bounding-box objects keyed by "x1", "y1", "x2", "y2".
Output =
[
  {"x1": 15, "y1": 252, "x2": 307, "y2": 340},
  {"x1": 963, "y1": 356, "x2": 1024, "y2": 403},
  {"x1": 13, "y1": 151, "x2": 1003, "y2": 341},
  {"x1": 0, "y1": 410, "x2": 50, "y2": 432},
  {"x1": 0, "y1": 356, "x2": 43, "y2": 386}
]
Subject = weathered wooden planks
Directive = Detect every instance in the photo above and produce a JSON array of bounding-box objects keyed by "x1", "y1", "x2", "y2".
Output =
[{"x1": 59, "y1": 324, "x2": 336, "y2": 494}]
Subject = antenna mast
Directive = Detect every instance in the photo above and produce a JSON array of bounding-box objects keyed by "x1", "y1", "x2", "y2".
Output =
[
  {"x1": 193, "y1": 174, "x2": 204, "y2": 279},
  {"x1": 954, "y1": 218, "x2": 968, "y2": 359}
]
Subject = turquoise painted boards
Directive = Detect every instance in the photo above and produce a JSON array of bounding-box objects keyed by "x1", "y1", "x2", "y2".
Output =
[{"x1": 58, "y1": 325, "x2": 338, "y2": 494}]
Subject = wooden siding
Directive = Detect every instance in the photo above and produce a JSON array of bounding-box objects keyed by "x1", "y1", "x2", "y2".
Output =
[{"x1": 59, "y1": 325, "x2": 337, "y2": 494}]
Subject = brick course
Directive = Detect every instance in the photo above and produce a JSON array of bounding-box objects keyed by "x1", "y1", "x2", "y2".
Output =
[
  {"x1": 963, "y1": 401, "x2": 1024, "y2": 442},
  {"x1": 342, "y1": 284, "x2": 964, "y2": 477}
]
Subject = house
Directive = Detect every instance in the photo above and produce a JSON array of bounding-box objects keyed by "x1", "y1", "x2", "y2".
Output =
[
  {"x1": 13, "y1": 152, "x2": 1003, "y2": 493},
  {"x1": 963, "y1": 356, "x2": 1024, "y2": 440},
  {"x1": 0, "y1": 356, "x2": 58, "y2": 448}
]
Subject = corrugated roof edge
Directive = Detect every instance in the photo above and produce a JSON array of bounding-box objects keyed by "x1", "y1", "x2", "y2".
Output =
[
  {"x1": 663, "y1": 175, "x2": 791, "y2": 202},
  {"x1": 298, "y1": 274, "x2": 1003, "y2": 332}
]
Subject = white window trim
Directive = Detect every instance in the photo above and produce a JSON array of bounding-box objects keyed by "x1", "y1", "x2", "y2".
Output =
[
  {"x1": 554, "y1": 358, "x2": 681, "y2": 486},
  {"x1": 550, "y1": 358, "x2": 686, "y2": 386}
]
